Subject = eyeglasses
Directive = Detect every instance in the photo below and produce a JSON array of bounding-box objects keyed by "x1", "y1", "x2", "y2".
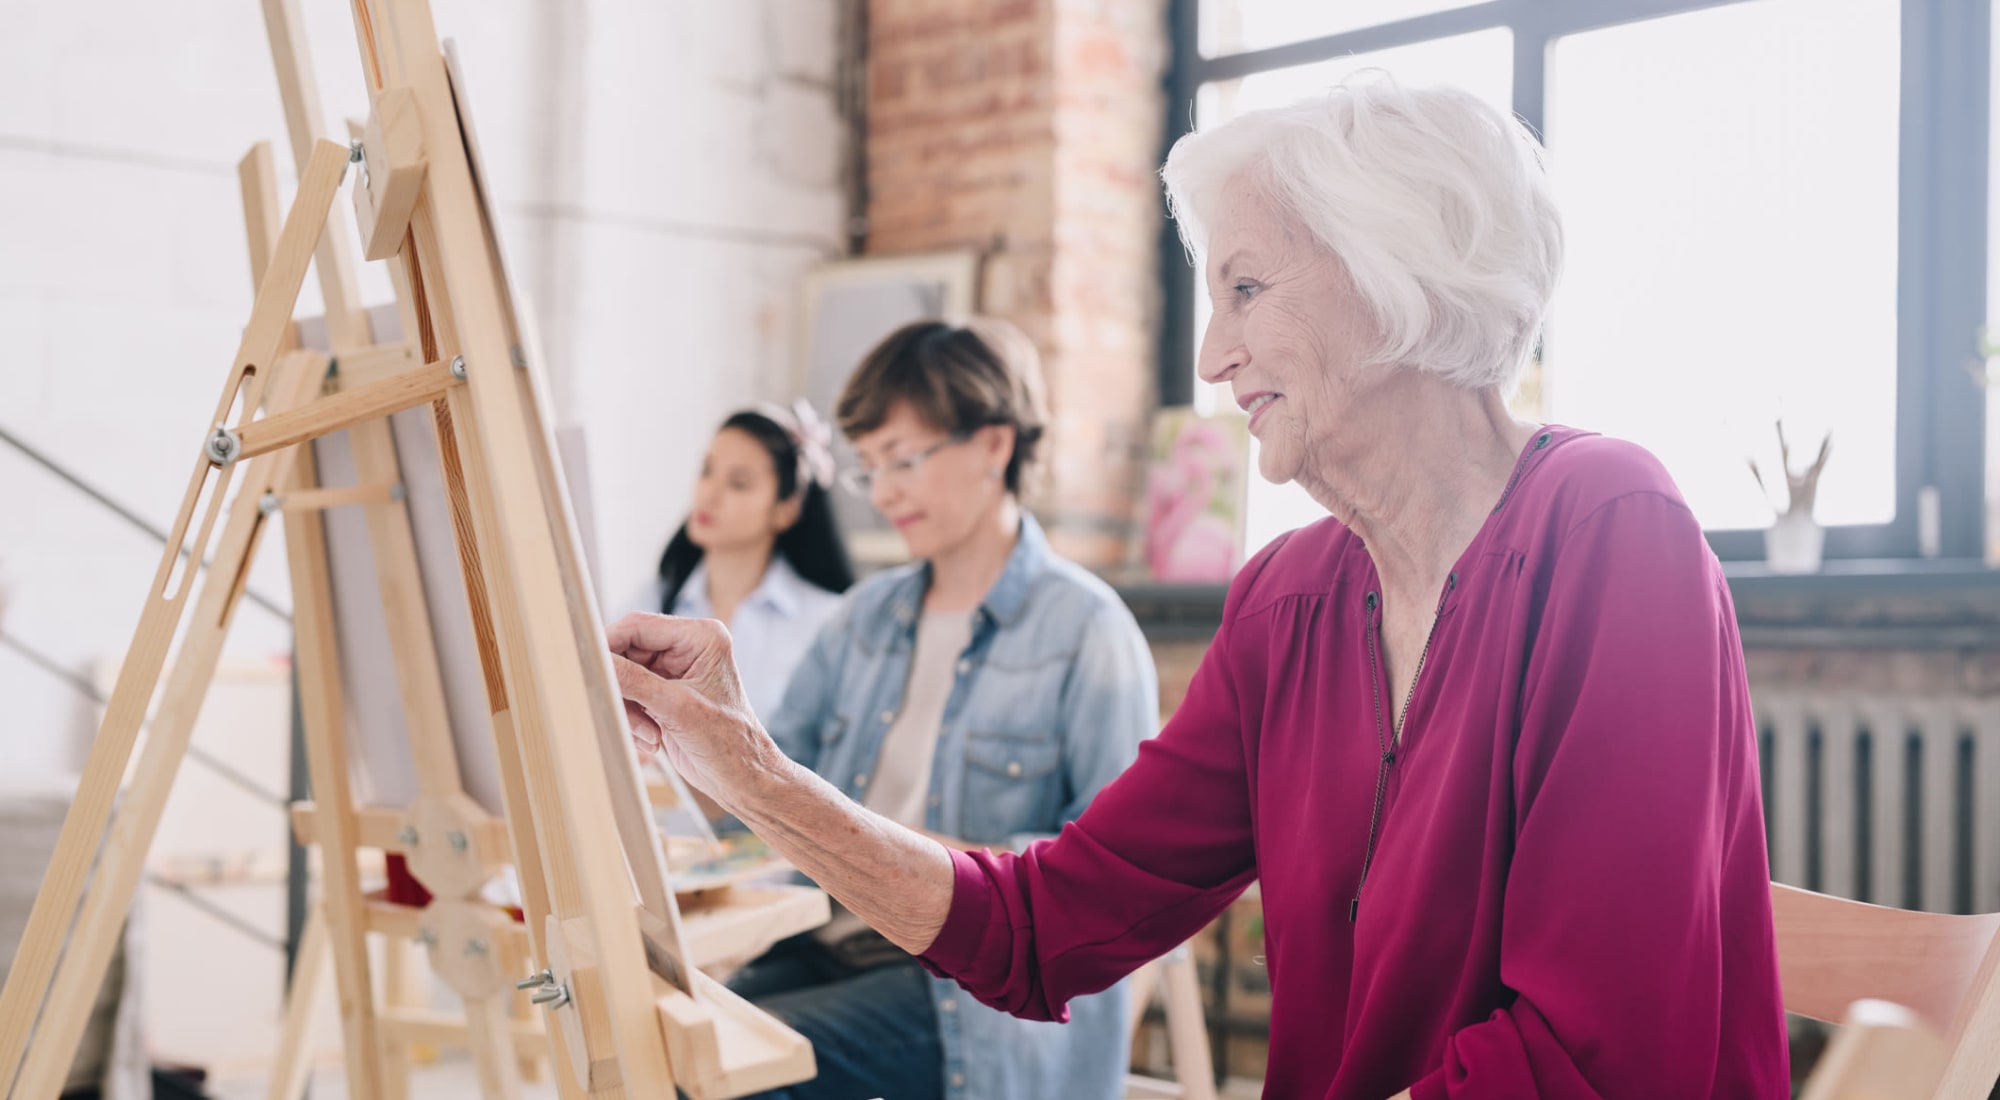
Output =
[{"x1": 838, "y1": 435, "x2": 969, "y2": 496}]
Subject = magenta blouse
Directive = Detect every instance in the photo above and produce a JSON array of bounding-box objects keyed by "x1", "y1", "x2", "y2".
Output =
[{"x1": 918, "y1": 427, "x2": 1789, "y2": 1098}]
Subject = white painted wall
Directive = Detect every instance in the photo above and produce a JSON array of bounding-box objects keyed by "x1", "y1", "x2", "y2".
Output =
[{"x1": 0, "y1": 0, "x2": 846, "y2": 786}]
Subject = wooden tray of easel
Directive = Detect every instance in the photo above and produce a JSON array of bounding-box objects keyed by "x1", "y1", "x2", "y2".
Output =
[{"x1": 0, "y1": 1, "x2": 822, "y2": 1097}]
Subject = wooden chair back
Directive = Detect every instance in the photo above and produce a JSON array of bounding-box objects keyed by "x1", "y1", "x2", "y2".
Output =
[
  {"x1": 1773, "y1": 883, "x2": 2000, "y2": 1097},
  {"x1": 1799, "y1": 999, "x2": 1948, "y2": 1100}
]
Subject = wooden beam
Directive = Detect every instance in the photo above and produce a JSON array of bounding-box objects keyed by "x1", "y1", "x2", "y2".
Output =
[
  {"x1": 264, "y1": 906, "x2": 329, "y2": 1100},
  {"x1": 270, "y1": 483, "x2": 401, "y2": 512},
  {"x1": 284, "y1": 438, "x2": 392, "y2": 1099},
  {"x1": 678, "y1": 886, "x2": 829, "y2": 971},
  {"x1": 379, "y1": 1006, "x2": 550, "y2": 1058},
  {"x1": 234, "y1": 140, "x2": 353, "y2": 385},
  {"x1": 4, "y1": 354, "x2": 324, "y2": 1096},
  {"x1": 239, "y1": 142, "x2": 283, "y2": 289},
  {"x1": 370, "y1": 8, "x2": 683, "y2": 1061},
  {"x1": 233, "y1": 358, "x2": 458, "y2": 461},
  {"x1": 658, "y1": 968, "x2": 815, "y2": 1100},
  {"x1": 290, "y1": 801, "x2": 511, "y2": 857},
  {"x1": 433, "y1": 382, "x2": 621, "y2": 1098},
  {"x1": 352, "y1": 87, "x2": 428, "y2": 260},
  {"x1": 330, "y1": 341, "x2": 420, "y2": 390},
  {"x1": 263, "y1": 0, "x2": 468, "y2": 815},
  {"x1": 464, "y1": 993, "x2": 526, "y2": 1100},
  {"x1": 260, "y1": 0, "x2": 370, "y2": 349}
]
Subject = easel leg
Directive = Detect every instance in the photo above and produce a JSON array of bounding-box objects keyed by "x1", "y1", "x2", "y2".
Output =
[
  {"x1": 499, "y1": 925, "x2": 546, "y2": 1082},
  {"x1": 1161, "y1": 945, "x2": 1218, "y2": 1100},
  {"x1": 0, "y1": 357, "x2": 278, "y2": 1090},
  {"x1": 5, "y1": 355, "x2": 318, "y2": 1097},
  {"x1": 266, "y1": 906, "x2": 331, "y2": 1100},
  {"x1": 286, "y1": 441, "x2": 393, "y2": 1100},
  {"x1": 463, "y1": 995, "x2": 525, "y2": 1100},
  {"x1": 379, "y1": 935, "x2": 420, "y2": 1100},
  {"x1": 430, "y1": 392, "x2": 599, "y2": 1100}
]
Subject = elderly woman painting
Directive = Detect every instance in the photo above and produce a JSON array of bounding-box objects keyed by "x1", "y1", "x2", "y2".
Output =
[{"x1": 612, "y1": 76, "x2": 1788, "y2": 1099}]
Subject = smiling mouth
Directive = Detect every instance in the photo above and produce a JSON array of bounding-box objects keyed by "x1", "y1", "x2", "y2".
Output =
[{"x1": 1245, "y1": 393, "x2": 1281, "y2": 425}]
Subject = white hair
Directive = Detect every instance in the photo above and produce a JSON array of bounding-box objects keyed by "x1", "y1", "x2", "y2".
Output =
[{"x1": 1162, "y1": 73, "x2": 1564, "y2": 392}]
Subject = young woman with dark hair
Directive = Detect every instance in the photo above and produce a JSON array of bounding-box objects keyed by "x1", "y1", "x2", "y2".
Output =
[{"x1": 638, "y1": 402, "x2": 854, "y2": 720}]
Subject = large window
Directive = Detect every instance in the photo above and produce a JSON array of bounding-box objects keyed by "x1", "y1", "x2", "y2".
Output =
[{"x1": 1163, "y1": 0, "x2": 1990, "y2": 562}]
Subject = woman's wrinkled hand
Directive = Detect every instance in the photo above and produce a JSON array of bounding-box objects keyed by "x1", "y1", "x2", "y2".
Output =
[{"x1": 606, "y1": 612, "x2": 770, "y2": 802}]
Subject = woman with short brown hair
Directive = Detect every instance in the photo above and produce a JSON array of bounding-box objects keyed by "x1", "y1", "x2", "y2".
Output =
[{"x1": 641, "y1": 318, "x2": 1156, "y2": 1100}]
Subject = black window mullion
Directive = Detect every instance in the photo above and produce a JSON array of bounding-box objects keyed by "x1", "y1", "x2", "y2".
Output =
[
  {"x1": 1193, "y1": 2, "x2": 1514, "y2": 84},
  {"x1": 1917, "y1": 0, "x2": 1990, "y2": 559},
  {"x1": 1510, "y1": 23, "x2": 1548, "y2": 139},
  {"x1": 1157, "y1": 0, "x2": 1200, "y2": 409}
]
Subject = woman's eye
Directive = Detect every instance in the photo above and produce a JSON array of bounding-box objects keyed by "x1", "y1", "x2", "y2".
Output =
[{"x1": 1234, "y1": 281, "x2": 1261, "y2": 301}]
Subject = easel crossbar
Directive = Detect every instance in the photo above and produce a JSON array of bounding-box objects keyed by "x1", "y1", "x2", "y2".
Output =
[{"x1": 233, "y1": 357, "x2": 461, "y2": 461}]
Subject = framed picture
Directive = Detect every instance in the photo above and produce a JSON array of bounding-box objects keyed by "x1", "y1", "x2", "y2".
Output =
[
  {"x1": 795, "y1": 252, "x2": 981, "y2": 566},
  {"x1": 1143, "y1": 408, "x2": 1249, "y2": 582}
]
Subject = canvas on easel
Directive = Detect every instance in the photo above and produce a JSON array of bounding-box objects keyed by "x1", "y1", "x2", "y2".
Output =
[{"x1": 0, "y1": 1, "x2": 822, "y2": 1098}]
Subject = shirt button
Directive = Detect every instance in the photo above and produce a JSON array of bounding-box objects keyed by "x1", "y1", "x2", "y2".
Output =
[
  {"x1": 880, "y1": 710, "x2": 895, "y2": 724},
  {"x1": 1006, "y1": 761, "x2": 1022, "y2": 777},
  {"x1": 951, "y1": 1073, "x2": 966, "y2": 1088},
  {"x1": 940, "y1": 997, "x2": 957, "y2": 1012},
  {"x1": 956, "y1": 659, "x2": 972, "y2": 675},
  {"x1": 854, "y1": 773, "x2": 869, "y2": 787}
]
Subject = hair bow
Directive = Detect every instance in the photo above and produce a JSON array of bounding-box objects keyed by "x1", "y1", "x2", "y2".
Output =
[{"x1": 761, "y1": 398, "x2": 836, "y2": 490}]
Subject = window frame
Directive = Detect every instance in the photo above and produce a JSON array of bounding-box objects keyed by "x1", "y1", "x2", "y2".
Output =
[{"x1": 1158, "y1": 0, "x2": 1991, "y2": 561}]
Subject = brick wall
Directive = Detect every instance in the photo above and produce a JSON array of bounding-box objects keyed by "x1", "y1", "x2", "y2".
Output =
[{"x1": 866, "y1": 0, "x2": 1169, "y2": 568}]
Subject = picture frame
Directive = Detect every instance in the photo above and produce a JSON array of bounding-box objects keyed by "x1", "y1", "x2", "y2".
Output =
[{"x1": 794, "y1": 251, "x2": 981, "y2": 566}]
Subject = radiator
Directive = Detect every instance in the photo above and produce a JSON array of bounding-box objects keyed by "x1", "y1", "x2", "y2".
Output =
[{"x1": 1756, "y1": 692, "x2": 2000, "y2": 914}]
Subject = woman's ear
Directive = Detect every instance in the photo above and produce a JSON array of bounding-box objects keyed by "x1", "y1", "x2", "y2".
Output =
[
  {"x1": 981, "y1": 424, "x2": 1017, "y2": 476},
  {"x1": 770, "y1": 494, "x2": 805, "y2": 534}
]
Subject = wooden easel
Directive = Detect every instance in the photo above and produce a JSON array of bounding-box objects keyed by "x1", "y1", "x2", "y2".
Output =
[
  {"x1": 1124, "y1": 944, "x2": 1219, "y2": 1100},
  {"x1": 0, "y1": 1, "x2": 816, "y2": 1097}
]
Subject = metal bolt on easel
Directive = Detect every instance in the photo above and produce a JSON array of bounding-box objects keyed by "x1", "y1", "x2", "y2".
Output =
[
  {"x1": 204, "y1": 427, "x2": 241, "y2": 466},
  {"x1": 530, "y1": 983, "x2": 571, "y2": 1009},
  {"x1": 449, "y1": 355, "x2": 466, "y2": 380},
  {"x1": 447, "y1": 830, "x2": 468, "y2": 853},
  {"x1": 414, "y1": 927, "x2": 437, "y2": 948},
  {"x1": 515, "y1": 969, "x2": 554, "y2": 991},
  {"x1": 258, "y1": 493, "x2": 283, "y2": 516},
  {"x1": 464, "y1": 938, "x2": 488, "y2": 958},
  {"x1": 396, "y1": 826, "x2": 419, "y2": 847}
]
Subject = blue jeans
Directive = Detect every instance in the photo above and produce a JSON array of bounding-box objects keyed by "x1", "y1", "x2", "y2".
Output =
[{"x1": 726, "y1": 934, "x2": 944, "y2": 1100}]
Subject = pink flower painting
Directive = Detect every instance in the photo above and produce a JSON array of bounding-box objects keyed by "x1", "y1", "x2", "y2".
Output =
[{"x1": 1144, "y1": 411, "x2": 1248, "y2": 582}]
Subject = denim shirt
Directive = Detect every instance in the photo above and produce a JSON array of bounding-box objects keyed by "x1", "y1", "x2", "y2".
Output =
[{"x1": 766, "y1": 514, "x2": 1159, "y2": 1100}]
